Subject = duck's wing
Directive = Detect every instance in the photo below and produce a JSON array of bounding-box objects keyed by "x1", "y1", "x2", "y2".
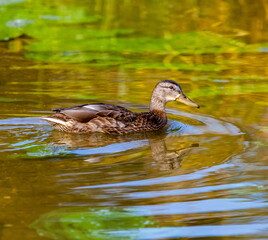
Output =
[{"x1": 52, "y1": 103, "x2": 134, "y2": 123}]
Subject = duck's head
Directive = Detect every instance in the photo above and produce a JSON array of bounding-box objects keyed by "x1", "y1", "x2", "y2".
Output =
[{"x1": 150, "y1": 80, "x2": 199, "y2": 111}]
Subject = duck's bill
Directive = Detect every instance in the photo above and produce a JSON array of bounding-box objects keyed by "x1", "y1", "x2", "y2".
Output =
[{"x1": 176, "y1": 94, "x2": 200, "y2": 108}]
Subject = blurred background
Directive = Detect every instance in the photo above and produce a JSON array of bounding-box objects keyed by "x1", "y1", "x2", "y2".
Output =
[{"x1": 0, "y1": 0, "x2": 268, "y2": 240}]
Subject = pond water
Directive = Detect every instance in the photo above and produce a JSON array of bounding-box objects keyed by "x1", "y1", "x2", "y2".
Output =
[{"x1": 1, "y1": 0, "x2": 268, "y2": 239}]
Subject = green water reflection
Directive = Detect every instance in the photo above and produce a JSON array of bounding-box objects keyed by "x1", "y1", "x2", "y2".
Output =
[
  {"x1": 31, "y1": 207, "x2": 156, "y2": 240},
  {"x1": 0, "y1": 0, "x2": 268, "y2": 240},
  {"x1": 1, "y1": 0, "x2": 268, "y2": 69}
]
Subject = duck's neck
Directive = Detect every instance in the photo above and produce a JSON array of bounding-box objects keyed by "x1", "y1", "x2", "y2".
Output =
[{"x1": 149, "y1": 93, "x2": 166, "y2": 112}]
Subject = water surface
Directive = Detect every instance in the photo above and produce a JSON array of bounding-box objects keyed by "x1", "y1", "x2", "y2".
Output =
[{"x1": 0, "y1": 1, "x2": 268, "y2": 240}]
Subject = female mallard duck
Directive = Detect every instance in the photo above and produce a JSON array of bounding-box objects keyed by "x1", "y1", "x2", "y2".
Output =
[{"x1": 42, "y1": 80, "x2": 199, "y2": 134}]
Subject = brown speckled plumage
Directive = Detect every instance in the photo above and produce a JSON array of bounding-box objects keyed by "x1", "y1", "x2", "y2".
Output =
[{"x1": 42, "y1": 80, "x2": 199, "y2": 134}]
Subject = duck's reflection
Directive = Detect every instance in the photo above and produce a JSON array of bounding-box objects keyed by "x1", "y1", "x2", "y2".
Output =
[
  {"x1": 51, "y1": 129, "x2": 165, "y2": 148},
  {"x1": 51, "y1": 130, "x2": 202, "y2": 171},
  {"x1": 150, "y1": 139, "x2": 200, "y2": 171}
]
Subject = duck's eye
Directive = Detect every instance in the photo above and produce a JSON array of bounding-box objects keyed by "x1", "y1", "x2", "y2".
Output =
[{"x1": 163, "y1": 86, "x2": 176, "y2": 91}]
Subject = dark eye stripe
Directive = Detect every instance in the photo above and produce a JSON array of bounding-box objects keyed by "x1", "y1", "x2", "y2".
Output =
[{"x1": 162, "y1": 86, "x2": 176, "y2": 91}]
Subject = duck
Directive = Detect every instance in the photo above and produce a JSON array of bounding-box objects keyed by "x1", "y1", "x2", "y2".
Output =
[{"x1": 41, "y1": 80, "x2": 199, "y2": 134}]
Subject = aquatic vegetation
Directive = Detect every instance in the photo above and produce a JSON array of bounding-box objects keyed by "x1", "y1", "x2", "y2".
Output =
[
  {"x1": 1, "y1": 0, "x2": 267, "y2": 70},
  {"x1": 0, "y1": 0, "x2": 101, "y2": 40},
  {"x1": 31, "y1": 207, "x2": 156, "y2": 240}
]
